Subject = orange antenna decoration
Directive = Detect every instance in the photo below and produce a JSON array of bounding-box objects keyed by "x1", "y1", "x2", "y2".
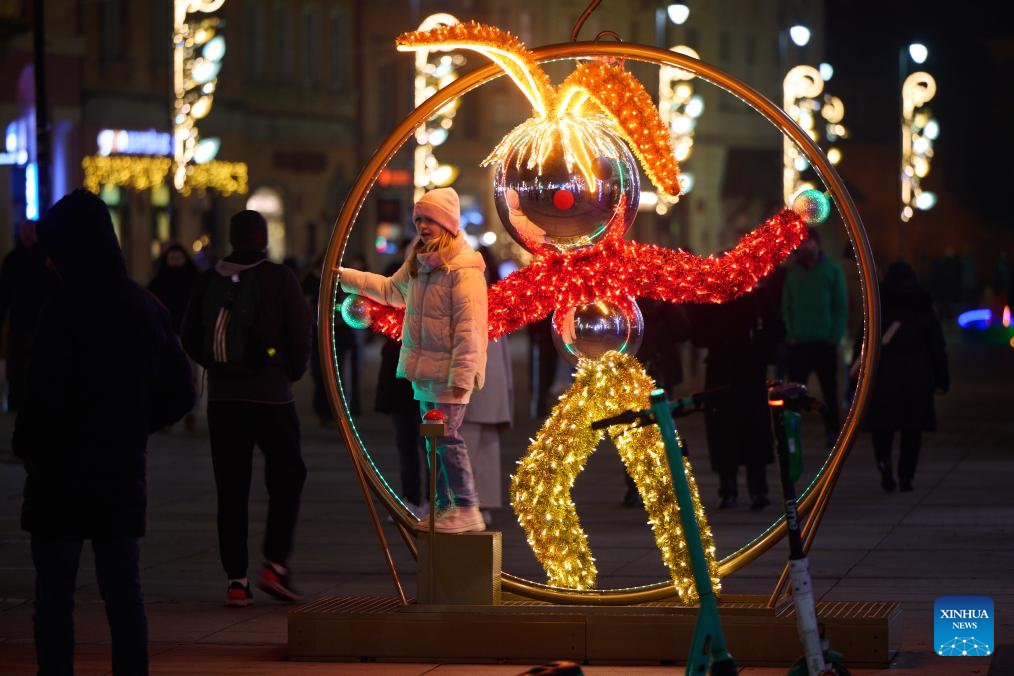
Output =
[
  {"x1": 396, "y1": 21, "x2": 682, "y2": 199},
  {"x1": 396, "y1": 21, "x2": 555, "y2": 118}
]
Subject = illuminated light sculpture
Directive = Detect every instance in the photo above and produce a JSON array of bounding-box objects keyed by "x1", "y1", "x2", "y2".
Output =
[
  {"x1": 173, "y1": 0, "x2": 248, "y2": 196},
  {"x1": 901, "y1": 72, "x2": 938, "y2": 223},
  {"x1": 657, "y1": 45, "x2": 703, "y2": 211},
  {"x1": 359, "y1": 22, "x2": 817, "y2": 595},
  {"x1": 321, "y1": 32, "x2": 878, "y2": 606},
  {"x1": 783, "y1": 65, "x2": 848, "y2": 204},
  {"x1": 512, "y1": 351, "x2": 719, "y2": 600}
]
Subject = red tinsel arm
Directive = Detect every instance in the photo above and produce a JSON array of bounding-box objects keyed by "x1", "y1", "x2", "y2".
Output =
[
  {"x1": 350, "y1": 209, "x2": 807, "y2": 341},
  {"x1": 624, "y1": 208, "x2": 807, "y2": 304},
  {"x1": 368, "y1": 305, "x2": 405, "y2": 340}
]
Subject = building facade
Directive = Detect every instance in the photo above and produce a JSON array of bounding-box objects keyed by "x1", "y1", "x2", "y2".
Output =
[{"x1": 1, "y1": 0, "x2": 825, "y2": 283}]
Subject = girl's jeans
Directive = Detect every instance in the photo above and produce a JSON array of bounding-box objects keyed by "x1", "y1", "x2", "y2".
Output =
[{"x1": 419, "y1": 401, "x2": 478, "y2": 508}]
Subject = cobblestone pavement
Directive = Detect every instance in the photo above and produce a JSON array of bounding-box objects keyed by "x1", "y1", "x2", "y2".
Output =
[{"x1": 0, "y1": 336, "x2": 1010, "y2": 675}]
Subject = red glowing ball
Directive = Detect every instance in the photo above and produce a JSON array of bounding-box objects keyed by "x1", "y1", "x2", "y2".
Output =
[{"x1": 553, "y1": 188, "x2": 575, "y2": 211}]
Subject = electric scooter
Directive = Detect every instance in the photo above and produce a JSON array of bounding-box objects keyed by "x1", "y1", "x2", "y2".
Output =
[
  {"x1": 592, "y1": 388, "x2": 736, "y2": 676},
  {"x1": 767, "y1": 381, "x2": 850, "y2": 676}
]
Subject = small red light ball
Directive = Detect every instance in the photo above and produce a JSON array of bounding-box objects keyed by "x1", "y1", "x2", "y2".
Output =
[{"x1": 553, "y1": 188, "x2": 575, "y2": 210}]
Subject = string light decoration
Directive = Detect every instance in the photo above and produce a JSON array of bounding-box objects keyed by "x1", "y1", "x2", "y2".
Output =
[
  {"x1": 346, "y1": 207, "x2": 807, "y2": 340},
  {"x1": 783, "y1": 65, "x2": 848, "y2": 203},
  {"x1": 901, "y1": 71, "x2": 938, "y2": 221},
  {"x1": 183, "y1": 160, "x2": 248, "y2": 196},
  {"x1": 82, "y1": 156, "x2": 172, "y2": 194},
  {"x1": 412, "y1": 13, "x2": 464, "y2": 201},
  {"x1": 657, "y1": 45, "x2": 703, "y2": 209},
  {"x1": 510, "y1": 350, "x2": 719, "y2": 600},
  {"x1": 173, "y1": 0, "x2": 248, "y2": 196}
]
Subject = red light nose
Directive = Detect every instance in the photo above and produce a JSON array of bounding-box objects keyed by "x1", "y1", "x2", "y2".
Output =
[
  {"x1": 423, "y1": 409, "x2": 447, "y2": 421},
  {"x1": 553, "y1": 188, "x2": 575, "y2": 210}
]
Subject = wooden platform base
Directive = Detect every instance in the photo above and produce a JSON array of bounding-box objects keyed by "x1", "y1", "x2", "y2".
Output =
[{"x1": 288, "y1": 594, "x2": 901, "y2": 667}]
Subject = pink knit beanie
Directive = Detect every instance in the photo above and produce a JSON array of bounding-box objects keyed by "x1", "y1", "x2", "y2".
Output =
[{"x1": 413, "y1": 187, "x2": 460, "y2": 236}]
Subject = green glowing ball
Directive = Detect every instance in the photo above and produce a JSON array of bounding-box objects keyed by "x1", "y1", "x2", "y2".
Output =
[
  {"x1": 791, "y1": 189, "x2": 831, "y2": 225},
  {"x1": 339, "y1": 294, "x2": 373, "y2": 330}
]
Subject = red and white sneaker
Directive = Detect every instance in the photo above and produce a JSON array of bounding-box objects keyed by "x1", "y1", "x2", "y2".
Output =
[
  {"x1": 226, "y1": 580, "x2": 253, "y2": 608},
  {"x1": 257, "y1": 563, "x2": 304, "y2": 603}
]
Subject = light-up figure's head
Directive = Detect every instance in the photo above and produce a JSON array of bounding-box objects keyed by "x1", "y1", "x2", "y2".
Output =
[
  {"x1": 493, "y1": 117, "x2": 638, "y2": 253},
  {"x1": 397, "y1": 21, "x2": 682, "y2": 254}
]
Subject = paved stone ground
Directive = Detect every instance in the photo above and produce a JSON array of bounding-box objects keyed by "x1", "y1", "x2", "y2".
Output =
[{"x1": 0, "y1": 335, "x2": 1010, "y2": 675}]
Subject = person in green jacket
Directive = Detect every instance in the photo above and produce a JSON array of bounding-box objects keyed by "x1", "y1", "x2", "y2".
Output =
[{"x1": 781, "y1": 227, "x2": 847, "y2": 446}]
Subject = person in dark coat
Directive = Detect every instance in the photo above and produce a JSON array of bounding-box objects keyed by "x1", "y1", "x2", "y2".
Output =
[
  {"x1": 0, "y1": 220, "x2": 59, "y2": 411},
  {"x1": 147, "y1": 243, "x2": 198, "y2": 333},
  {"x1": 14, "y1": 189, "x2": 195, "y2": 676},
  {"x1": 620, "y1": 298, "x2": 690, "y2": 506},
  {"x1": 528, "y1": 315, "x2": 559, "y2": 418},
  {"x1": 302, "y1": 254, "x2": 333, "y2": 425},
  {"x1": 182, "y1": 210, "x2": 312, "y2": 606},
  {"x1": 867, "y1": 261, "x2": 949, "y2": 492},
  {"x1": 692, "y1": 287, "x2": 775, "y2": 511}
]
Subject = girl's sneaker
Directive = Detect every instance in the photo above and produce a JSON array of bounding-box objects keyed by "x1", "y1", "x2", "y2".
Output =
[
  {"x1": 226, "y1": 581, "x2": 253, "y2": 608},
  {"x1": 433, "y1": 506, "x2": 486, "y2": 534}
]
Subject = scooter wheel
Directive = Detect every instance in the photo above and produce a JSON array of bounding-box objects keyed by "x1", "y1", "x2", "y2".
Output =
[{"x1": 709, "y1": 659, "x2": 739, "y2": 676}]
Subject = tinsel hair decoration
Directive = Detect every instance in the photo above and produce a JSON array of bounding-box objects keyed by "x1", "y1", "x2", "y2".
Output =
[{"x1": 396, "y1": 21, "x2": 681, "y2": 198}]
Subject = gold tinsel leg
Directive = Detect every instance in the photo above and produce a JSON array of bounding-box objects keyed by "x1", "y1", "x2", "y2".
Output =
[
  {"x1": 613, "y1": 427, "x2": 721, "y2": 605},
  {"x1": 510, "y1": 380, "x2": 601, "y2": 589},
  {"x1": 510, "y1": 351, "x2": 721, "y2": 598}
]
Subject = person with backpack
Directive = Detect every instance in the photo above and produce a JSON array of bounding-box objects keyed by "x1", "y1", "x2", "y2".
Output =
[
  {"x1": 338, "y1": 188, "x2": 488, "y2": 534},
  {"x1": 16, "y1": 190, "x2": 195, "y2": 675},
  {"x1": 182, "y1": 210, "x2": 312, "y2": 606}
]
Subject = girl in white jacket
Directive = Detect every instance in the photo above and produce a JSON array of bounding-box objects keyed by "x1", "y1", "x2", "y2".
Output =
[{"x1": 339, "y1": 188, "x2": 488, "y2": 533}]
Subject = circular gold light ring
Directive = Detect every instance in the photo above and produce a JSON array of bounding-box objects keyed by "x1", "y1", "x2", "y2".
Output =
[{"x1": 320, "y1": 42, "x2": 879, "y2": 605}]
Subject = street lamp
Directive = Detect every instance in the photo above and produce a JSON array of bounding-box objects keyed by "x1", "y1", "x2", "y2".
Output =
[
  {"x1": 789, "y1": 24, "x2": 811, "y2": 47},
  {"x1": 908, "y1": 42, "x2": 928, "y2": 64},
  {"x1": 900, "y1": 42, "x2": 938, "y2": 258},
  {"x1": 667, "y1": 3, "x2": 690, "y2": 25}
]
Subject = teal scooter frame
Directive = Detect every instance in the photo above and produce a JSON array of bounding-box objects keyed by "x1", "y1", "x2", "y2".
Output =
[{"x1": 592, "y1": 388, "x2": 736, "y2": 675}]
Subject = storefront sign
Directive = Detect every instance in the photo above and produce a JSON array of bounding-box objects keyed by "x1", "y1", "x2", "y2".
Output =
[{"x1": 97, "y1": 129, "x2": 173, "y2": 157}]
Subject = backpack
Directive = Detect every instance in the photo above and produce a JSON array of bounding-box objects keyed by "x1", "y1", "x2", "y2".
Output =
[{"x1": 202, "y1": 269, "x2": 262, "y2": 372}]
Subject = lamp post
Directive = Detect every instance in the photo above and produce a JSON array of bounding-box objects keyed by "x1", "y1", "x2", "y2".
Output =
[{"x1": 899, "y1": 42, "x2": 938, "y2": 260}]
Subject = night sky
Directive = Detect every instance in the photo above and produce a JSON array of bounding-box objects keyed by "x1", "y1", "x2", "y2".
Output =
[{"x1": 824, "y1": 0, "x2": 1014, "y2": 226}]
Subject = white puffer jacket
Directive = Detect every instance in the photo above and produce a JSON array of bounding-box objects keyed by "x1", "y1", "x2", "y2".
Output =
[{"x1": 340, "y1": 236, "x2": 488, "y2": 404}]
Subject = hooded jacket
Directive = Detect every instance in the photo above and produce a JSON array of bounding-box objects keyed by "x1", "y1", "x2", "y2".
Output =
[
  {"x1": 181, "y1": 250, "x2": 312, "y2": 404},
  {"x1": 14, "y1": 189, "x2": 195, "y2": 538},
  {"x1": 340, "y1": 235, "x2": 488, "y2": 404}
]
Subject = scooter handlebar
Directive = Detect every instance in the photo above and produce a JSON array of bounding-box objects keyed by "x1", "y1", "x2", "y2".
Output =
[{"x1": 590, "y1": 387, "x2": 729, "y2": 430}]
